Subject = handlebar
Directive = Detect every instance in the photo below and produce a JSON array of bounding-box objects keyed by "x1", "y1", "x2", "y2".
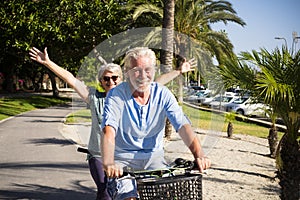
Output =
[{"x1": 121, "y1": 158, "x2": 200, "y2": 179}]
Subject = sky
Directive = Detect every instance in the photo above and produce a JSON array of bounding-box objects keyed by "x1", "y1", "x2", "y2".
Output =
[{"x1": 211, "y1": 0, "x2": 300, "y2": 54}]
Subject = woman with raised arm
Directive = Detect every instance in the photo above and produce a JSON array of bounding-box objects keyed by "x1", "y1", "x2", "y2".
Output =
[{"x1": 30, "y1": 47, "x2": 122, "y2": 200}]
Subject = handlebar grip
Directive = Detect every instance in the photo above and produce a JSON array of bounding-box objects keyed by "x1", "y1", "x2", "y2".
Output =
[{"x1": 77, "y1": 146, "x2": 90, "y2": 154}]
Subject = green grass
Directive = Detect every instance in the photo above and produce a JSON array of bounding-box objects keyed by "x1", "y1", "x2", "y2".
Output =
[
  {"x1": 0, "y1": 95, "x2": 71, "y2": 120},
  {"x1": 65, "y1": 109, "x2": 91, "y2": 123},
  {"x1": 182, "y1": 104, "x2": 284, "y2": 139}
]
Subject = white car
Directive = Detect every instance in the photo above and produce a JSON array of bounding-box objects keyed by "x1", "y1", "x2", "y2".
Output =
[
  {"x1": 185, "y1": 90, "x2": 211, "y2": 103},
  {"x1": 224, "y1": 97, "x2": 268, "y2": 117},
  {"x1": 198, "y1": 93, "x2": 214, "y2": 105},
  {"x1": 208, "y1": 95, "x2": 239, "y2": 110}
]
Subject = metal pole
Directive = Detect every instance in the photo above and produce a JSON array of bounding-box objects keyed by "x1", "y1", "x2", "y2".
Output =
[
  {"x1": 274, "y1": 37, "x2": 287, "y2": 48},
  {"x1": 292, "y1": 31, "x2": 300, "y2": 55}
]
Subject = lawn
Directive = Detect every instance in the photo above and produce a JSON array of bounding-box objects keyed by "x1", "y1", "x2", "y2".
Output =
[
  {"x1": 0, "y1": 95, "x2": 71, "y2": 121},
  {"x1": 182, "y1": 104, "x2": 284, "y2": 139},
  {"x1": 65, "y1": 109, "x2": 91, "y2": 123}
]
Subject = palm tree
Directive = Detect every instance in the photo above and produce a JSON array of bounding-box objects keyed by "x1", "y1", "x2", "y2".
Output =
[
  {"x1": 161, "y1": 0, "x2": 175, "y2": 140},
  {"x1": 174, "y1": 0, "x2": 245, "y2": 58},
  {"x1": 219, "y1": 47, "x2": 300, "y2": 200},
  {"x1": 161, "y1": 0, "x2": 174, "y2": 74},
  {"x1": 129, "y1": 0, "x2": 245, "y2": 140},
  {"x1": 225, "y1": 112, "x2": 235, "y2": 138},
  {"x1": 131, "y1": 0, "x2": 245, "y2": 85},
  {"x1": 173, "y1": 0, "x2": 245, "y2": 99}
]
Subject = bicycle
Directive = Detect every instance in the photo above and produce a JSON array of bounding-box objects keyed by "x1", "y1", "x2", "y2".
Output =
[
  {"x1": 123, "y1": 158, "x2": 203, "y2": 200},
  {"x1": 77, "y1": 147, "x2": 203, "y2": 199}
]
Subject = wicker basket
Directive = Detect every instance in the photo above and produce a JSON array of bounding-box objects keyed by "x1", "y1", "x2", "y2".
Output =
[{"x1": 137, "y1": 173, "x2": 202, "y2": 200}]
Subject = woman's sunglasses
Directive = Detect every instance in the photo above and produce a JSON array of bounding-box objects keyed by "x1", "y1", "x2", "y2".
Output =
[{"x1": 102, "y1": 76, "x2": 119, "y2": 82}]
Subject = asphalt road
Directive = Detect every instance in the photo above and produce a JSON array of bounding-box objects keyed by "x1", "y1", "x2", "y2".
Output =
[{"x1": 0, "y1": 100, "x2": 96, "y2": 199}]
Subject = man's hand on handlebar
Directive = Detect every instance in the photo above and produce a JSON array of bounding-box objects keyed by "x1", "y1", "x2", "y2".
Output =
[{"x1": 195, "y1": 157, "x2": 211, "y2": 173}]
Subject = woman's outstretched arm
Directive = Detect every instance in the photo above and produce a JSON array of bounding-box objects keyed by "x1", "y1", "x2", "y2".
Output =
[{"x1": 29, "y1": 47, "x2": 89, "y2": 103}]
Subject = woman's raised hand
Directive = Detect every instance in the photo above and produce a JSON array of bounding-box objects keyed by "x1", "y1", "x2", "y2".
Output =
[
  {"x1": 29, "y1": 47, "x2": 50, "y2": 65},
  {"x1": 180, "y1": 58, "x2": 197, "y2": 74}
]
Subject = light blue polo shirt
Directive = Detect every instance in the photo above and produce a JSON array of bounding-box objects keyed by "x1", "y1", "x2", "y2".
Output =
[{"x1": 101, "y1": 82, "x2": 190, "y2": 160}]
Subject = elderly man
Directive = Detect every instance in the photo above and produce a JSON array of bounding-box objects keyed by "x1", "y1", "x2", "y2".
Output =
[{"x1": 101, "y1": 47, "x2": 210, "y2": 200}]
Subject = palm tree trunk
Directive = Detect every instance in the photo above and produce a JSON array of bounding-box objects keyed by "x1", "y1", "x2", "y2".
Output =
[
  {"x1": 227, "y1": 122, "x2": 233, "y2": 138},
  {"x1": 277, "y1": 130, "x2": 300, "y2": 200},
  {"x1": 161, "y1": 0, "x2": 175, "y2": 140},
  {"x1": 161, "y1": 0, "x2": 174, "y2": 73},
  {"x1": 268, "y1": 124, "x2": 278, "y2": 158}
]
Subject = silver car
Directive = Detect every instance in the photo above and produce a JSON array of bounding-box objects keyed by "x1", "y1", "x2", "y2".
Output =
[
  {"x1": 208, "y1": 95, "x2": 239, "y2": 110},
  {"x1": 224, "y1": 97, "x2": 268, "y2": 117}
]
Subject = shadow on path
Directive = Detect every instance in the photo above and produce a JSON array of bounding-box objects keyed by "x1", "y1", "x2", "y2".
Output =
[
  {"x1": 0, "y1": 181, "x2": 95, "y2": 200},
  {"x1": 25, "y1": 138, "x2": 74, "y2": 146},
  {"x1": 0, "y1": 162, "x2": 94, "y2": 199},
  {"x1": 0, "y1": 162, "x2": 88, "y2": 171},
  {"x1": 210, "y1": 166, "x2": 276, "y2": 179}
]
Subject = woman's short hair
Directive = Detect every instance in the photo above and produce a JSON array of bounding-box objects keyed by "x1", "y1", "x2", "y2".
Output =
[
  {"x1": 123, "y1": 47, "x2": 156, "y2": 72},
  {"x1": 97, "y1": 63, "x2": 123, "y2": 81}
]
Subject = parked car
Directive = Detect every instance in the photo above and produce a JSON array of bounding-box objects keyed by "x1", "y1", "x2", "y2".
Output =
[
  {"x1": 223, "y1": 97, "x2": 268, "y2": 117},
  {"x1": 225, "y1": 88, "x2": 251, "y2": 97},
  {"x1": 197, "y1": 92, "x2": 214, "y2": 105},
  {"x1": 207, "y1": 95, "x2": 239, "y2": 110},
  {"x1": 190, "y1": 85, "x2": 206, "y2": 91},
  {"x1": 183, "y1": 87, "x2": 198, "y2": 97},
  {"x1": 185, "y1": 90, "x2": 211, "y2": 103},
  {"x1": 201, "y1": 94, "x2": 219, "y2": 107}
]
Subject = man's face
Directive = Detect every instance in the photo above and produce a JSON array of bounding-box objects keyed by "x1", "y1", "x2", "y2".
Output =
[
  {"x1": 127, "y1": 56, "x2": 155, "y2": 92},
  {"x1": 100, "y1": 70, "x2": 121, "y2": 93}
]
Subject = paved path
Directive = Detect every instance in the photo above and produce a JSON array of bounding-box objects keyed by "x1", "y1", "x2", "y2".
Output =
[{"x1": 0, "y1": 100, "x2": 96, "y2": 199}]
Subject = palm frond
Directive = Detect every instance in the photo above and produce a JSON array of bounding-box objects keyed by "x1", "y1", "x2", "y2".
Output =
[{"x1": 132, "y1": 3, "x2": 163, "y2": 21}]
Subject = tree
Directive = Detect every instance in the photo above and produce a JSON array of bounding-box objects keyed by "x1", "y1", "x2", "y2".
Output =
[
  {"x1": 219, "y1": 47, "x2": 300, "y2": 200},
  {"x1": 129, "y1": 0, "x2": 245, "y2": 140},
  {"x1": 173, "y1": 0, "x2": 245, "y2": 98},
  {"x1": 130, "y1": 0, "x2": 245, "y2": 90},
  {"x1": 225, "y1": 112, "x2": 235, "y2": 138},
  {"x1": 161, "y1": 0, "x2": 174, "y2": 74},
  {"x1": 0, "y1": 0, "x2": 129, "y2": 96},
  {"x1": 161, "y1": 0, "x2": 175, "y2": 140}
]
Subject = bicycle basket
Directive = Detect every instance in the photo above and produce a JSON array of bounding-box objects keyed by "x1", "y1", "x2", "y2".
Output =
[{"x1": 137, "y1": 173, "x2": 202, "y2": 200}]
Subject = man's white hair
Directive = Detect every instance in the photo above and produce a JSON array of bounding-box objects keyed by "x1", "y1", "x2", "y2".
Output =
[{"x1": 124, "y1": 47, "x2": 156, "y2": 72}]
